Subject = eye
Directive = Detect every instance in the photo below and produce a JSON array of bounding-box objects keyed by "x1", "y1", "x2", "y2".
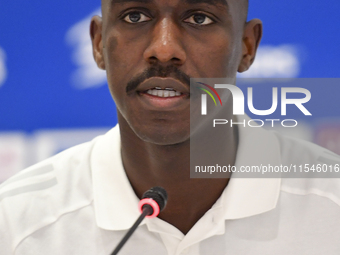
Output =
[
  {"x1": 184, "y1": 13, "x2": 214, "y2": 26},
  {"x1": 123, "y1": 12, "x2": 151, "y2": 23}
]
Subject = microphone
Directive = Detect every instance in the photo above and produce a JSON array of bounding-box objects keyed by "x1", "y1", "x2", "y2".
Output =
[{"x1": 111, "y1": 187, "x2": 168, "y2": 255}]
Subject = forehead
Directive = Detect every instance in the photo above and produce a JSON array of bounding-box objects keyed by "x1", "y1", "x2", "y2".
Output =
[
  {"x1": 102, "y1": 0, "x2": 248, "y2": 25},
  {"x1": 108, "y1": 0, "x2": 228, "y2": 5},
  {"x1": 104, "y1": 0, "x2": 236, "y2": 10},
  {"x1": 103, "y1": 0, "x2": 247, "y2": 17}
]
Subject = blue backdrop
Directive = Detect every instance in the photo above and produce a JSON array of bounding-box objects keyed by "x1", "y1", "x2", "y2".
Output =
[{"x1": 0, "y1": 0, "x2": 339, "y2": 132}]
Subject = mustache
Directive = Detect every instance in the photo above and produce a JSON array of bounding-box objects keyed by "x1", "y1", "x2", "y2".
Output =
[{"x1": 126, "y1": 65, "x2": 191, "y2": 93}]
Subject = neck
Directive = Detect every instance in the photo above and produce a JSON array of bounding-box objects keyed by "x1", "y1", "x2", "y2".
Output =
[{"x1": 118, "y1": 114, "x2": 238, "y2": 234}]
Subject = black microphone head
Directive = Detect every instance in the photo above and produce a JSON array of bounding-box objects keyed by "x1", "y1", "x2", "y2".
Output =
[{"x1": 142, "y1": 186, "x2": 168, "y2": 212}]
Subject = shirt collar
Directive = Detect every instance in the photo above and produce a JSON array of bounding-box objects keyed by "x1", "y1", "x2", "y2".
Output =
[
  {"x1": 91, "y1": 126, "x2": 142, "y2": 230},
  {"x1": 91, "y1": 115, "x2": 282, "y2": 231},
  {"x1": 221, "y1": 115, "x2": 282, "y2": 219}
]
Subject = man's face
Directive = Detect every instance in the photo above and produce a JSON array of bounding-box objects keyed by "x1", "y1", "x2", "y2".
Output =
[{"x1": 91, "y1": 0, "x2": 259, "y2": 145}]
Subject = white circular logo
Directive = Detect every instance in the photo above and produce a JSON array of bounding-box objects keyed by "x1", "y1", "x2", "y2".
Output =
[
  {"x1": 0, "y1": 47, "x2": 7, "y2": 88},
  {"x1": 65, "y1": 8, "x2": 107, "y2": 89}
]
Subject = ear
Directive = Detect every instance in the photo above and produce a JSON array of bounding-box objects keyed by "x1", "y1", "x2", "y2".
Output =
[
  {"x1": 90, "y1": 16, "x2": 106, "y2": 70},
  {"x1": 238, "y1": 19, "x2": 263, "y2": 73}
]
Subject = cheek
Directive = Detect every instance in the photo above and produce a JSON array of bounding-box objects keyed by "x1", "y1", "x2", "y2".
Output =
[
  {"x1": 103, "y1": 35, "x2": 127, "y2": 110},
  {"x1": 188, "y1": 38, "x2": 239, "y2": 78},
  {"x1": 212, "y1": 36, "x2": 242, "y2": 77},
  {"x1": 103, "y1": 32, "x2": 142, "y2": 105},
  {"x1": 103, "y1": 31, "x2": 144, "y2": 81},
  {"x1": 104, "y1": 34, "x2": 128, "y2": 77}
]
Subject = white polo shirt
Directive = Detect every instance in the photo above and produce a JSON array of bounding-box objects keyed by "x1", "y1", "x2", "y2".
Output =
[{"x1": 1, "y1": 123, "x2": 340, "y2": 255}]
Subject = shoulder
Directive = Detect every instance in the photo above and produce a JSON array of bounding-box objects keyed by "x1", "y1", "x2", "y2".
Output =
[
  {"x1": 273, "y1": 131, "x2": 340, "y2": 166},
  {"x1": 272, "y1": 132, "x2": 340, "y2": 208},
  {"x1": 0, "y1": 126, "x2": 119, "y2": 251},
  {"x1": 0, "y1": 136, "x2": 96, "y2": 204}
]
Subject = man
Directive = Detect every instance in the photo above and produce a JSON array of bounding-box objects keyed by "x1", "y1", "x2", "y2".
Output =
[
  {"x1": 1, "y1": 0, "x2": 340, "y2": 254},
  {"x1": 90, "y1": 0, "x2": 260, "y2": 235}
]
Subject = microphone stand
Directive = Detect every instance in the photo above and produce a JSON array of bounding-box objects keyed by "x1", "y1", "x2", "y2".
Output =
[
  {"x1": 111, "y1": 205, "x2": 152, "y2": 255},
  {"x1": 110, "y1": 186, "x2": 168, "y2": 255}
]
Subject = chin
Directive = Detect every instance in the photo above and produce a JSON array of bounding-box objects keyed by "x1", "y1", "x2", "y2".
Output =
[
  {"x1": 117, "y1": 110, "x2": 191, "y2": 146},
  {"x1": 133, "y1": 124, "x2": 190, "y2": 146}
]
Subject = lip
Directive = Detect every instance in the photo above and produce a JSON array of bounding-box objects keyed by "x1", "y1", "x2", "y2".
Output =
[
  {"x1": 134, "y1": 77, "x2": 190, "y2": 110},
  {"x1": 136, "y1": 77, "x2": 190, "y2": 94},
  {"x1": 138, "y1": 93, "x2": 189, "y2": 109}
]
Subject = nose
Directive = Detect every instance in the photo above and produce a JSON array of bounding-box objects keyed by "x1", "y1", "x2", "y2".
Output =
[{"x1": 143, "y1": 17, "x2": 186, "y2": 66}]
